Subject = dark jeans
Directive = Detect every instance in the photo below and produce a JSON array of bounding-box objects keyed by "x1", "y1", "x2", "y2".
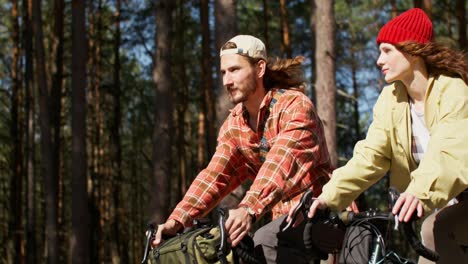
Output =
[{"x1": 253, "y1": 215, "x2": 315, "y2": 264}]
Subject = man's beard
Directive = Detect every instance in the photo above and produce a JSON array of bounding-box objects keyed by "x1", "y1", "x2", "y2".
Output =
[{"x1": 227, "y1": 76, "x2": 257, "y2": 104}]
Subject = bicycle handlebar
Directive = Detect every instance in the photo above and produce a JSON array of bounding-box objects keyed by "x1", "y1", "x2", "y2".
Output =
[
  {"x1": 401, "y1": 218, "x2": 439, "y2": 261},
  {"x1": 299, "y1": 189, "x2": 439, "y2": 262},
  {"x1": 141, "y1": 223, "x2": 155, "y2": 264}
]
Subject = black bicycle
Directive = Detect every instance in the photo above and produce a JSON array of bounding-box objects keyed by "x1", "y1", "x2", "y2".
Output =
[{"x1": 286, "y1": 187, "x2": 439, "y2": 264}]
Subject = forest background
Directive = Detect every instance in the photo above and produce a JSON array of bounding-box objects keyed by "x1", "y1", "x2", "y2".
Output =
[{"x1": 0, "y1": 0, "x2": 466, "y2": 263}]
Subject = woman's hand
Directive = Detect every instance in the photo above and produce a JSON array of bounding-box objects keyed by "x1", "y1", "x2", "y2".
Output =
[
  {"x1": 392, "y1": 192, "x2": 424, "y2": 222},
  {"x1": 286, "y1": 198, "x2": 329, "y2": 228},
  {"x1": 307, "y1": 198, "x2": 328, "y2": 218}
]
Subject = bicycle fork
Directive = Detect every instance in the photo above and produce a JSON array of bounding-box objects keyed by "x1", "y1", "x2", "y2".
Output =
[{"x1": 369, "y1": 236, "x2": 382, "y2": 264}]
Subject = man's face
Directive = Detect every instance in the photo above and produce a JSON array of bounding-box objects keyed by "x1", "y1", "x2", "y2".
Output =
[{"x1": 220, "y1": 54, "x2": 258, "y2": 104}]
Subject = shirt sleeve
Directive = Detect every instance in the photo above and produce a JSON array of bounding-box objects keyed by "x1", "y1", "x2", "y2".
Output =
[
  {"x1": 319, "y1": 88, "x2": 393, "y2": 211},
  {"x1": 405, "y1": 77, "x2": 468, "y2": 211},
  {"x1": 168, "y1": 122, "x2": 249, "y2": 227},
  {"x1": 238, "y1": 94, "x2": 330, "y2": 219}
]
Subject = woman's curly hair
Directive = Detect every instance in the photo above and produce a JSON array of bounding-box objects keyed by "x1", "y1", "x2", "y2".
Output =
[{"x1": 396, "y1": 41, "x2": 468, "y2": 85}]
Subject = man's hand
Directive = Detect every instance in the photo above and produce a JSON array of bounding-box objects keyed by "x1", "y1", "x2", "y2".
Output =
[
  {"x1": 151, "y1": 219, "x2": 183, "y2": 247},
  {"x1": 225, "y1": 207, "x2": 253, "y2": 247},
  {"x1": 392, "y1": 192, "x2": 424, "y2": 222}
]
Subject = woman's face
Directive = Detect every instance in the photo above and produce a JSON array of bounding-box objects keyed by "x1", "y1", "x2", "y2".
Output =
[{"x1": 377, "y1": 43, "x2": 414, "y2": 84}]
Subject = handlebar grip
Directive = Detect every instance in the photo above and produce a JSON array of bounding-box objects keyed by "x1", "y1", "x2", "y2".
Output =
[
  {"x1": 402, "y1": 221, "x2": 439, "y2": 261},
  {"x1": 141, "y1": 224, "x2": 155, "y2": 264},
  {"x1": 303, "y1": 209, "x2": 334, "y2": 260},
  {"x1": 303, "y1": 220, "x2": 314, "y2": 251},
  {"x1": 217, "y1": 208, "x2": 228, "y2": 254}
]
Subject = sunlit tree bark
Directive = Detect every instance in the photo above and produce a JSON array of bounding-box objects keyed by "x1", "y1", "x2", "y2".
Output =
[{"x1": 315, "y1": 0, "x2": 337, "y2": 167}]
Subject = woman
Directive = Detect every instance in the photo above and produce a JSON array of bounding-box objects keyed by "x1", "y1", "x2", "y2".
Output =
[{"x1": 289, "y1": 8, "x2": 468, "y2": 264}]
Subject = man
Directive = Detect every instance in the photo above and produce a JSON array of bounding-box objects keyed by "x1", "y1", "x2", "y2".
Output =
[{"x1": 153, "y1": 35, "x2": 331, "y2": 263}]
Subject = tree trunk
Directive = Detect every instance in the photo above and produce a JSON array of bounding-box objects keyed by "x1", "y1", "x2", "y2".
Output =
[
  {"x1": 151, "y1": 0, "x2": 174, "y2": 223},
  {"x1": 309, "y1": 0, "x2": 316, "y2": 102},
  {"x1": 314, "y1": 0, "x2": 337, "y2": 167},
  {"x1": 414, "y1": 0, "x2": 432, "y2": 19},
  {"x1": 390, "y1": 0, "x2": 397, "y2": 18},
  {"x1": 32, "y1": 0, "x2": 59, "y2": 263},
  {"x1": 262, "y1": 0, "x2": 269, "y2": 47},
  {"x1": 174, "y1": 0, "x2": 190, "y2": 198},
  {"x1": 456, "y1": 0, "x2": 466, "y2": 49},
  {"x1": 215, "y1": 0, "x2": 237, "y2": 127},
  {"x1": 413, "y1": 0, "x2": 432, "y2": 19},
  {"x1": 280, "y1": 0, "x2": 291, "y2": 58},
  {"x1": 111, "y1": 0, "x2": 127, "y2": 262},
  {"x1": 71, "y1": 1, "x2": 90, "y2": 263},
  {"x1": 201, "y1": 0, "x2": 216, "y2": 158},
  {"x1": 23, "y1": 0, "x2": 36, "y2": 262},
  {"x1": 347, "y1": 6, "x2": 361, "y2": 143},
  {"x1": 51, "y1": 0, "x2": 64, "y2": 260},
  {"x1": 9, "y1": 0, "x2": 24, "y2": 262},
  {"x1": 86, "y1": 1, "x2": 100, "y2": 260}
]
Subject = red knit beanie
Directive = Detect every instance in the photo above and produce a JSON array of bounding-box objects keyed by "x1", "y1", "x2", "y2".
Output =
[{"x1": 377, "y1": 8, "x2": 433, "y2": 45}]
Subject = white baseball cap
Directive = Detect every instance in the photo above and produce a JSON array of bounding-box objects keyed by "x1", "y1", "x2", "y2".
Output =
[{"x1": 219, "y1": 35, "x2": 267, "y2": 60}]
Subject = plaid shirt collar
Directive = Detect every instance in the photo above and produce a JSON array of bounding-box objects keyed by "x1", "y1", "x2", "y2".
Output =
[{"x1": 229, "y1": 89, "x2": 276, "y2": 119}]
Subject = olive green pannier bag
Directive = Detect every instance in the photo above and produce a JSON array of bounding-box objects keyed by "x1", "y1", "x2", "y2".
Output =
[
  {"x1": 153, "y1": 226, "x2": 235, "y2": 264},
  {"x1": 142, "y1": 208, "x2": 260, "y2": 264}
]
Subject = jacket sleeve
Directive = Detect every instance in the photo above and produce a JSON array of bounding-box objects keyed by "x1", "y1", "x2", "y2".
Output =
[
  {"x1": 168, "y1": 121, "x2": 249, "y2": 227},
  {"x1": 405, "y1": 77, "x2": 468, "y2": 211},
  {"x1": 239, "y1": 94, "x2": 330, "y2": 219},
  {"x1": 319, "y1": 88, "x2": 393, "y2": 211}
]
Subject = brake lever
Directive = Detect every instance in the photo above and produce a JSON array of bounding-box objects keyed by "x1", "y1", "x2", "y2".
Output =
[
  {"x1": 141, "y1": 223, "x2": 156, "y2": 264},
  {"x1": 282, "y1": 190, "x2": 314, "y2": 232}
]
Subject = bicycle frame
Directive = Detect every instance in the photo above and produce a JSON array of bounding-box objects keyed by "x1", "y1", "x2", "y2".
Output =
[{"x1": 290, "y1": 188, "x2": 439, "y2": 264}]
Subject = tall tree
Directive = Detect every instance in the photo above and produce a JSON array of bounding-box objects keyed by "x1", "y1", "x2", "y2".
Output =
[
  {"x1": 413, "y1": 0, "x2": 432, "y2": 19},
  {"x1": 173, "y1": 0, "x2": 190, "y2": 197},
  {"x1": 110, "y1": 0, "x2": 127, "y2": 262},
  {"x1": 151, "y1": 0, "x2": 174, "y2": 223},
  {"x1": 32, "y1": 0, "x2": 59, "y2": 262},
  {"x1": 456, "y1": 0, "x2": 466, "y2": 48},
  {"x1": 23, "y1": 0, "x2": 36, "y2": 262},
  {"x1": 262, "y1": 0, "x2": 269, "y2": 47},
  {"x1": 71, "y1": 1, "x2": 90, "y2": 263},
  {"x1": 314, "y1": 0, "x2": 337, "y2": 167},
  {"x1": 414, "y1": 0, "x2": 432, "y2": 19},
  {"x1": 346, "y1": 2, "x2": 361, "y2": 143},
  {"x1": 309, "y1": 0, "x2": 317, "y2": 101},
  {"x1": 215, "y1": 0, "x2": 237, "y2": 127},
  {"x1": 9, "y1": 0, "x2": 24, "y2": 262},
  {"x1": 51, "y1": 0, "x2": 64, "y2": 259},
  {"x1": 200, "y1": 0, "x2": 216, "y2": 161},
  {"x1": 280, "y1": 0, "x2": 292, "y2": 58}
]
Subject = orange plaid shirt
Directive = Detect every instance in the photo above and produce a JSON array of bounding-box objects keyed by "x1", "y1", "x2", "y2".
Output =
[{"x1": 169, "y1": 89, "x2": 331, "y2": 227}]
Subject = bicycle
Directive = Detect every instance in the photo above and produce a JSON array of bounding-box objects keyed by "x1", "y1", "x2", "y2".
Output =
[{"x1": 286, "y1": 187, "x2": 439, "y2": 264}]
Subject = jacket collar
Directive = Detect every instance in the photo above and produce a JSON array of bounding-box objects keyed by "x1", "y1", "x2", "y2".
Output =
[
  {"x1": 391, "y1": 82, "x2": 414, "y2": 169},
  {"x1": 391, "y1": 76, "x2": 436, "y2": 171}
]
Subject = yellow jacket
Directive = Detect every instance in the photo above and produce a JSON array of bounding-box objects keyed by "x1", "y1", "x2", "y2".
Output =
[{"x1": 320, "y1": 75, "x2": 468, "y2": 212}]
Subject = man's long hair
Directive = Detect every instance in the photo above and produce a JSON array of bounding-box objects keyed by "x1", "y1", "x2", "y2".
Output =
[
  {"x1": 263, "y1": 56, "x2": 306, "y2": 92},
  {"x1": 396, "y1": 41, "x2": 468, "y2": 85}
]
